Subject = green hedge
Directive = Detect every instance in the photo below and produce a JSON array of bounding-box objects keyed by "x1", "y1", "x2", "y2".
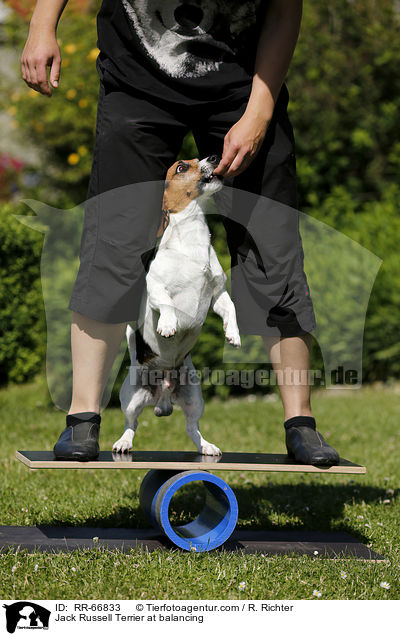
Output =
[
  {"x1": 0, "y1": 202, "x2": 46, "y2": 384},
  {"x1": 289, "y1": 0, "x2": 400, "y2": 208},
  {"x1": 310, "y1": 185, "x2": 400, "y2": 382}
]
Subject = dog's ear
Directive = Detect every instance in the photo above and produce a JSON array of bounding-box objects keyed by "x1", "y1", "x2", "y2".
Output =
[
  {"x1": 157, "y1": 186, "x2": 171, "y2": 237},
  {"x1": 161, "y1": 181, "x2": 171, "y2": 216},
  {"x1": 162, "y1": 180, "x2": 170, "y2": 216},
  {"x1": 156, "y1": 207, "x2": 170, "y2": 238}
]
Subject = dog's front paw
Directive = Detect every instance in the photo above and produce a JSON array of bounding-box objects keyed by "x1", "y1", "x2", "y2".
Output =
[
  {"x1": 201, "y1": 441, "x2": 222, "y2": 456},
  {"x1": 157, "y1": 313, "x2": 177, "y2": 338},
  {"x1": 112, "y1": 431, "x2": 133, "y2": 453},
  {"x1": 225, "y1": 326, "x2": 241, "y2": 348}
]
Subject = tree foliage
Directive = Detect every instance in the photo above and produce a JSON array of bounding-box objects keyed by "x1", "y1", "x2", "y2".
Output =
[
  {"x1": 288, "y1": 0, "x2": 400, "y2": 208},
  {"x1": 2, "y1": 0, "x2": 400, "y2": 397}
]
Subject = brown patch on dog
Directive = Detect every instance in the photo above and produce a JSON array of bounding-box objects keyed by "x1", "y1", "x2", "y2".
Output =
[
  {"x1": 156, "y1": 159, "x2": 203, "y2": 237},
  {"x1": 163, "y1": 159, "x2": 203, "y2": 214}
]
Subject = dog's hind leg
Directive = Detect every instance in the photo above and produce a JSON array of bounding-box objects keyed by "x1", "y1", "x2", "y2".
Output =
[
  {"x1": 113, "y1": 415, "x2": 138, "y2": 453},
  {"x1": 113, "y1": 374, "x2": 154, "y2": 453},
  {"x1": 126, "y1": 323, "x2": 136, "y2": 359},
  {"x1": 175, "y1": 356, "x2": 221, "y2": 456}
]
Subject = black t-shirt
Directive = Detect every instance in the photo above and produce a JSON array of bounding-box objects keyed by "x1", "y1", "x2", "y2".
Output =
[{"x1": 96, "y1": 0, "x2": 268, "y2": 105}]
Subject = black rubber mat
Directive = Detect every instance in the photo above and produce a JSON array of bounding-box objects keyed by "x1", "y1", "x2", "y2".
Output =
[{"x1": 0, "y1": 526, "x2": 384, "y2": 560}]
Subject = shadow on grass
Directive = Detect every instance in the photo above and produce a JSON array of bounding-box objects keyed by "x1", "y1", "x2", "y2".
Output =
[
  {"x1": 42, "y1": 483, "x2": 394, "y2": 545},
  {"x1": 233, "y1": 483, "x2": 392, "y2": 542}
]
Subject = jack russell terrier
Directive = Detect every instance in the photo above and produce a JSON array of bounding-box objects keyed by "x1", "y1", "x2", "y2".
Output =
[{"x1": 112, "y1": 155, "x2": 241, "y2": 456}]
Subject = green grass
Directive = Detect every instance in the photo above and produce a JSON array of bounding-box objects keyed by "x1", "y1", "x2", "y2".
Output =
[{"x1": 1, "y1": 377, "x2": 399, "y2": 599}]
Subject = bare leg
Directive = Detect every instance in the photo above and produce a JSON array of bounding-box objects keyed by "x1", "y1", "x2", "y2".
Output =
[
  {"x1": 262, "y1": 333, "x2": 313, "y2": 421},
  {"x1": 68, "y1": 311, "x2": 127, "y2": 414},
  {"x1": 263, "y1": 333, "x2": 340, "y2": 464}
]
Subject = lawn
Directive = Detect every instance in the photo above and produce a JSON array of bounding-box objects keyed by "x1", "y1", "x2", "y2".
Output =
[{"x1": 0, "y1": 377, "x2": 399, "y2": 599}]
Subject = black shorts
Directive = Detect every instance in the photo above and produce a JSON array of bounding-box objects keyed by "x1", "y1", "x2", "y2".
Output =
[{"x1": 68, "y1": 66, "x2": 316, "y2": 337}]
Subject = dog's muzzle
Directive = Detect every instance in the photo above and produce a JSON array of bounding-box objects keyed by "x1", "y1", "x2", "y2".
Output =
[{"x1": 200, "y1": 155, "x2": 222, "y2": 184}]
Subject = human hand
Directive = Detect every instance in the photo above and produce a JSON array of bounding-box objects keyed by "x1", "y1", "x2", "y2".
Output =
[
  {"x1": 21, "y1": 27, "x2": 61, "y2": 96},
  {"x1": 213, "y1": 111, "x2": 270, "y2": 178}
]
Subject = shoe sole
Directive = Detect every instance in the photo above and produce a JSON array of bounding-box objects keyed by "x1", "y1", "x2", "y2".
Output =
[
  {"x1": 286, "y1": 447, "x2": 339, "y2": 466},
  {"x1": 54, "y1": 451, "x2": 99, "y2": 462}
]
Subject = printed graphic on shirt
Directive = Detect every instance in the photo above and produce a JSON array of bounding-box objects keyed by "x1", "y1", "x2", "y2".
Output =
[{"x1": 121, "y1": 0, "x2": 262, "y2": 78}]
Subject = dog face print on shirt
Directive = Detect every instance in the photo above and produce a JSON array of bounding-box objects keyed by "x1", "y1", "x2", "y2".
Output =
[{"x1": 121, "y1": 0, "x2": 262, "y2": 78}]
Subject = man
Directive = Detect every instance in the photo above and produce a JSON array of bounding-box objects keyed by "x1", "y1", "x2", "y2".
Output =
[{"x1": 21, "y1": 0, "x2": 339, "y2": 464}]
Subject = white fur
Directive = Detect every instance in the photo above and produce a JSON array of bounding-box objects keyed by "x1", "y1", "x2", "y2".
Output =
[{"x1": 113, "y1": 160, "x2": 240, "y2": 455}]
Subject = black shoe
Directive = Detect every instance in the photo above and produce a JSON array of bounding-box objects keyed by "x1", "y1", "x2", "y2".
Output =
[
  {"x1": 285, "y1": 416, "x2": 339, "y2": 465},
  {"x1": 53, "y1": 412, "x2": 101, "y2": 461}
]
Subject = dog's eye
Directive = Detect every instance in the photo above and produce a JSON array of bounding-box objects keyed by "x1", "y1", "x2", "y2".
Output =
[{"x1": 176, "y1": 164, "x2": 187, "y2": 174}]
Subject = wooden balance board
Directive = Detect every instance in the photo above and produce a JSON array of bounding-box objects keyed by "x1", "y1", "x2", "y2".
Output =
[
  {"x1": 16, "y1": 450, "x2": 366, "y2": 473},
  {"x1": 15, "y1": 450, "x2": 366, "y2": 553}
]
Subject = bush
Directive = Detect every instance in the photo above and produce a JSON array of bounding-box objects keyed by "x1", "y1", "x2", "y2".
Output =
[
  {"x1": 0, "y1": 201, "x2": 46, "y2": 383},
  {"x1": 289, "y1": 0, "x2": 400, "y2": 208},
  {"x1": 309, "y1": 185, "x2": 400, "y2": 382}
]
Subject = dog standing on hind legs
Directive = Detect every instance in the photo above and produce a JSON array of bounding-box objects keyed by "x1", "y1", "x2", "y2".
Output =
[{"x1": 113, "y1": 156, "x2": 241, "y2": 456}]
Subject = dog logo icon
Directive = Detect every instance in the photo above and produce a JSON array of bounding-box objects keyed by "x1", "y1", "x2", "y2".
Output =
[{"x1": 2, "y1": 602, "x2": 50, "y2": 634}]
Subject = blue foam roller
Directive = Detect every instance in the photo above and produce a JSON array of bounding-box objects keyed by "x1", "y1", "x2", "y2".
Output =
[{"x1": 139, "y1": 469, "x2": 238, "y2": 551}]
